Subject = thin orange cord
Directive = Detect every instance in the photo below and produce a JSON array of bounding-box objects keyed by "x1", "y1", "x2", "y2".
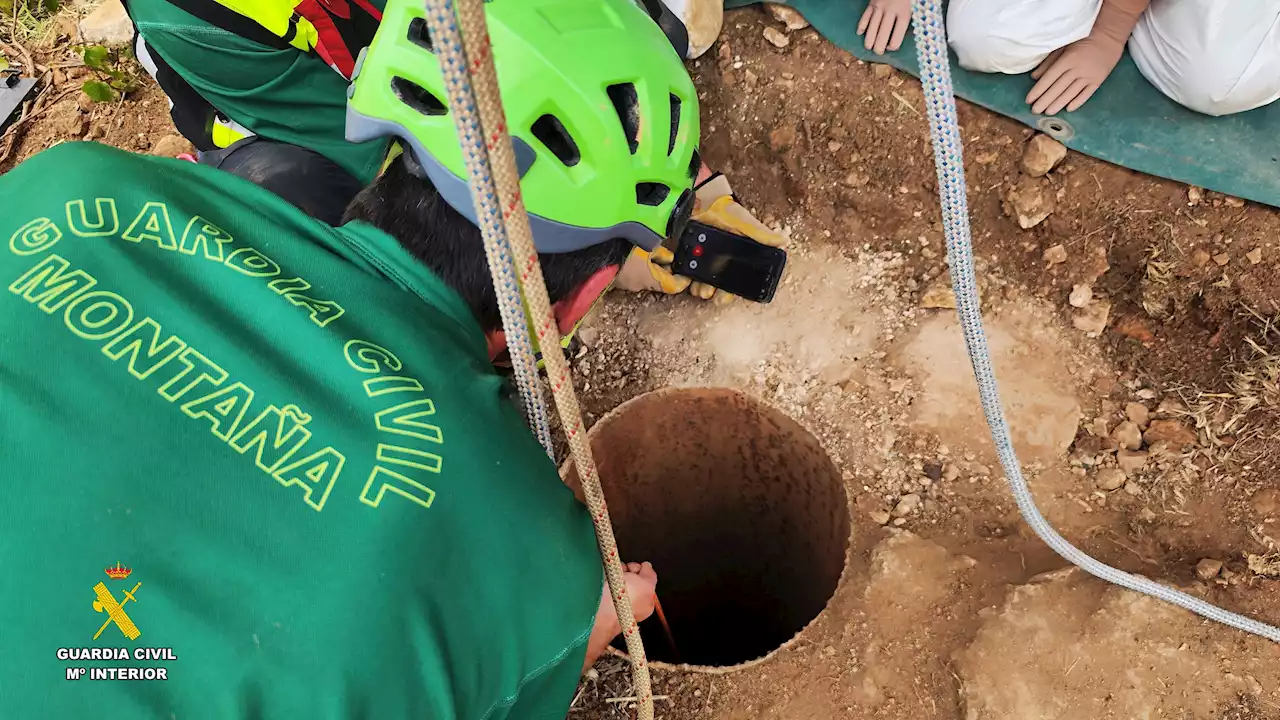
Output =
[{"x1": 651, "y1": 594, "x2": 681, "y2": 664}]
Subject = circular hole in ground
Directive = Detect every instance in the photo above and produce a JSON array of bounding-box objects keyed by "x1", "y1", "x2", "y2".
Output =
[{"x1": 566, "y1": 388, "x2": 850, "y2": 669}]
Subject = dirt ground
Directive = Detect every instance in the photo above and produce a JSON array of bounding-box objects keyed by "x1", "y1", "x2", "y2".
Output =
[
  {"x1": 571, "y1": 8, "x2": 1280, "y2": 720},
  {"x1": 5, "y1": 3, "x2": 1280, "y2": 719}
]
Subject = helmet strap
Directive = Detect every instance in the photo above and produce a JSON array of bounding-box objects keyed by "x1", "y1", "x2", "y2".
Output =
[
  {"x1": 636, "y1": 0, "x2": 690, "y2": 57},
  {"x1": 485, "y1": 264, "x2": 619, "y2": 363},
  {"x1": 378, "y1": 142, "x2": 406, "y2": 176}
]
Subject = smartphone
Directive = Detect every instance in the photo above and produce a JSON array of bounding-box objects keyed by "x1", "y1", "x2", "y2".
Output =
[{"x1": 671, "y1": 221, "x2": 787, "y2": 303}]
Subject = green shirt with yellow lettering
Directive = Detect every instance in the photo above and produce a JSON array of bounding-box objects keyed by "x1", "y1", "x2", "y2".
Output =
[{"x1": 0, "y1": 142, "x2": 601, "y2": 719}]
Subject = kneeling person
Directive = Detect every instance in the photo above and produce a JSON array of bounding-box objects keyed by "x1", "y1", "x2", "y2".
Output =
[
  {"x1": 947, "y1": 0, "x2": 1280, "y2": 117},
  {"x1": 0, "y1": 136, "x2": 656, "y2": 719},
  {"x1": 0, "y1": 0, "x2": 688, "y2": 711}
]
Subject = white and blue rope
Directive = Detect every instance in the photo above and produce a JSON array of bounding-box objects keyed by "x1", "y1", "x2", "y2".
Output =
[
  {"x1": 910, "y1": 0, "x2": 1280, "y2": 643},
  {"x1": 421, "y1": 0, "x2": 554, "y2": 457}
]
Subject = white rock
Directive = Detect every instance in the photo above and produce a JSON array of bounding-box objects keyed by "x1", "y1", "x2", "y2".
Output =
[
  {"x1": 1004, "y1": 178, "x2": 1055, "y2": 229},
  {"x1": 1068, "y1": 283, "x2": 1093, "y2": 308},
  {"x1": 576, "y1": 326, "x2": 601, "y2": 348},
  {"x1": 80, "y1": 0, "x2": 133, "y2": 47},
  {"x1": 150, "y1": 135, "x2": 194, "y2": 158},
  {"x1": 1124, "y1": 402, "x2": 1150, "y2": 428},
  {"x1": 766, "y1": 3, "x2": 810, "y2": 31},
  {"x1": 1110, "y1": 421, "x2": 1143, "y2": 451},
  {"x1": 1072, "y1": 299, "x2": 1111, "y2": 337},
  {"x1": 763, "y1": 26, "x2": 790, "y2": 48},
  {"x1": 892, "y1": 493, "x2": 921, "y2": 517},
  {"x1": 1195, "y1": 558, "x2": 1223, "y2": 580},
  {"x1": 1095, "y1": 468, "x2": 1127, "y2": 491},
  {"x1": 1090, "y1": 417, "x2": 1109, "y2": 437},
  {"x1": 1020, "y1": 134, "x2": 1067, "y2": 177},
  {"x1": 1043, "y1": 244, "x2": 1068, "y2": 267},
  {"x1": 1116, "y1": 449, "x2": 1148, "y2": 476},
  {"x1": 843, "y1": 171, "x2": 870, "y2": 187}
]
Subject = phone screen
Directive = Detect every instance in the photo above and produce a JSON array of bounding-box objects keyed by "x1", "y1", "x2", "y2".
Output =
[{"x1": 671, "y1": 222, "x2": 787, "y2": 303}]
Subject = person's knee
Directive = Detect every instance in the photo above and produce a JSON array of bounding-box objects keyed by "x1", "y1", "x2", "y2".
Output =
[
  {"x1": 1130, "y1": 3, "x2": 1280, "y2": 117},
  {"x1": 948, "y1": 0, "x2": 1101, "y2": 75},
  {"x1": 1135, "y1": 45, "x2": 1280, "y2": 117},
  {"x1": 1165, "y1": 66, "x2": 1259, "y2": 117},
  {"x1": 947, "y1": 0, "x2": 1024, "y2": 73}
]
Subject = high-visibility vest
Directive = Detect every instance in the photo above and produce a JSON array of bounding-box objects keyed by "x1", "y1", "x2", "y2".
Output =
[{"x1": 160, "y1": 0, "x2": 383, "y2": 79}]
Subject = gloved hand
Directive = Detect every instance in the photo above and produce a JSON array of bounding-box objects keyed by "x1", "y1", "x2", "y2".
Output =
[
  {"x1": 614, "y1": 173, "x2": 786, "y2": 305},
  {"x1": 1025, "y1": 0, "x2": 1149, "y2": 115},
  {"x1": 1025, "y1": 35, "x2": 1125, "y2": 114},
  {"x1": 616, "y1": 244, "x2": 693, "y2": 296},
  {"x1": 856, "y1": 0, "x2": 912, "y2": 55}
]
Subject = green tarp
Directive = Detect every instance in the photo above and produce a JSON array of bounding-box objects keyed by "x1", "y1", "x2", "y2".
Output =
[{"x1": 727, "y1": 0, "x2": 1280, "y2": 208}]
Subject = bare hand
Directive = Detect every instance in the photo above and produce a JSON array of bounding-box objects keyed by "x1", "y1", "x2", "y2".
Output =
[
  {"x1": 618, "y1": 562, "x2": 658, "y2": 624},
  {"x1": 1026, "y1": 35, "x2": 1125, "y2": 115},
  {"x1": 856, "y1": 0, "x2": 912, "y2": 55},
  {"x1": 583, "y1": 562, "x2": 658, "y2": 673}
]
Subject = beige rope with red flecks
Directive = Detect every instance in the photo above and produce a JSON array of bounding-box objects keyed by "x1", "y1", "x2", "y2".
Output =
[{"x1": 420, "y1": 1, "x2": 655, "y2": 717}]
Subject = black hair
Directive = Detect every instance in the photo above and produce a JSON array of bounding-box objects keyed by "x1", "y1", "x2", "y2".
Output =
[{"x1": 342, "y1": 158, "x2": 631, "y2": 332}]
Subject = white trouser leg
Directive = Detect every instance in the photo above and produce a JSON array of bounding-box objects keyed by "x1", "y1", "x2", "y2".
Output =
[
  {"x1": 134, "y1": 36, "x2": 174, "y2": 112},
  {"x1": 947, "y1": 0, "x2": 1103, "y2": 74},
  {"x1": 1129, "y1": 0, "x2": 1280, "y2": 117}
]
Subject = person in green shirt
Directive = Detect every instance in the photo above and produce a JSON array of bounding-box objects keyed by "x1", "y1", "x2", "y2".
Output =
[
  {"x1": 0, "y1": 3, "x2": 676, "y2": 716},
  {"x1": 2, "y1": 138, "x2": 657, "y2": 718}
]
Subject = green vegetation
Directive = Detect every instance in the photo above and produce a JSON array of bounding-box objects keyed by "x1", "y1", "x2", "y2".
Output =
[
  {"x1": 80, "y1": 44, "x2": 140, "y2": 103},
  {"x1": 1, "y1": 0, "x2": 60, "y2": 45}
]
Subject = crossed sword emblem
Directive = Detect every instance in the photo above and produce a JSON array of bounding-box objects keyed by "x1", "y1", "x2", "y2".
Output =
[{"x1": 93, "y1": 581, "x2": 143, "y2": 641}]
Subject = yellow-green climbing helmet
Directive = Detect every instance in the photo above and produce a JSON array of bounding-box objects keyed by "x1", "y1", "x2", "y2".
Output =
[{"x1": 347, "y1": 0, "x2": 701, "y2": 254}]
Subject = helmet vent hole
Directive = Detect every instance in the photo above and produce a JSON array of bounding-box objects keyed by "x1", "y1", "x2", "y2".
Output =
[
  {"x1": 607, "y1": 83, "x2": 640, "y2": 155},
  {"x1": 688, "y1": 149, "x2": 701, "y2": 179},
  {"x1": 391, "y1": 76, "x2": 447, "y2": 117},
  {"x1": 636, "y1": 183, "x2": 670, "y2": 207},
  {"x1": 532, "y1": 114, "x2": 581, "y2": 167},
  {"x1": 407, "y1": 17, "x2": 435, "y2": 52},
  {"x1": 668, "y1": 94, "x2": 681, "y2": 156}
]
